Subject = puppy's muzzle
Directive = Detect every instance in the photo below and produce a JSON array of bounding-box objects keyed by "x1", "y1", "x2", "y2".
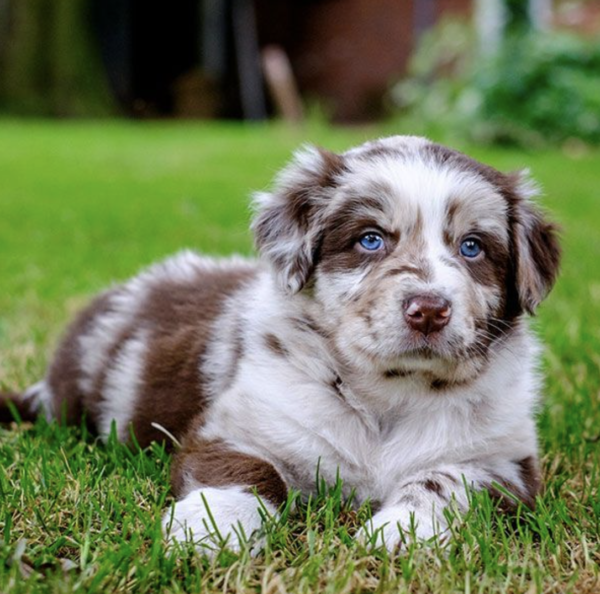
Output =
[{"x1": 403, "y1": 295, "x2": 452, "y2": 336}]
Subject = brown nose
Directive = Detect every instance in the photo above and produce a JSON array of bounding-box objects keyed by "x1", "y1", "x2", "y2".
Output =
[{"x1": 403, "y1": 295, "x2": 452, "y2": 335}]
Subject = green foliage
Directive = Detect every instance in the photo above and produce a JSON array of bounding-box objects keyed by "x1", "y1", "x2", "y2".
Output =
[
  {"x1": 1, "y1": 121, "x2": 599, "y2": 593},
  {"x1": 393, "y1": 20, "x2": 600, "y2": 146},
  {"x1": 505, "y1": 0, "x2": 533, "y2": 35},
  {"x1": 0, "y1": 0, "x2": 115, "y2": 117}
]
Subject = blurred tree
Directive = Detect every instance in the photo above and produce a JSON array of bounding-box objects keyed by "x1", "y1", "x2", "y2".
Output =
[{"x1": 0, "y1": 0, "x2": 115, "y2": 116}]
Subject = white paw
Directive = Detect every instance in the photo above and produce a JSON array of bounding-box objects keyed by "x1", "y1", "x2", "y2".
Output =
[
  {"x1": 357, "y1": 505, "x2": 444, "y2": 552},
  {"x1": 162, "y1": 486, "x2": 276, "y2": 556}
]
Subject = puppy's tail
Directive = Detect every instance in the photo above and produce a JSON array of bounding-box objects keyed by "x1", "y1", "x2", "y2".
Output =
[{"x1": 0, "y1": 383, "x2": 43, "y2": 423}]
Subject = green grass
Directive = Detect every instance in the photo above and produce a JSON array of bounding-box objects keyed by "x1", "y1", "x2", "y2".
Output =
[{"x1": 0, "y1": 120, "x2": 599, "y2": 593}]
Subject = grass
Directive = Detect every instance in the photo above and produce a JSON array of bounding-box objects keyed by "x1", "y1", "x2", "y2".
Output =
[{"x1": 0, "y1": 119, "x2": 599, "y2": 593}]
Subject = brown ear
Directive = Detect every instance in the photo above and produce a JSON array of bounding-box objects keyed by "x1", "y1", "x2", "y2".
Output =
[
  {"x1": 511, "y1": 174, "x2": 561, "y2": 314},
  {"x1": 251, "y1": 146, "x2": 345, "y2": 293}
]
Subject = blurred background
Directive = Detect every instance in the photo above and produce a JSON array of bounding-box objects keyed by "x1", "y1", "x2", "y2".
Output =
[
  {"x1": 1, "y1": 0, "x2": 599, "y2": 342},
  {"x1": 0, "y1": 0, "x2": 598, "y2": 144}
]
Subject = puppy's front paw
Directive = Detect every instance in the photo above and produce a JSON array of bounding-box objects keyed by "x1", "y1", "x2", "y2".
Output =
[
  {"x1": 357, "y1": 505, "x2": 445, "y2": 552},
  {"x1": 162, "y1": 486, "x2": 275, "y2": 556}
]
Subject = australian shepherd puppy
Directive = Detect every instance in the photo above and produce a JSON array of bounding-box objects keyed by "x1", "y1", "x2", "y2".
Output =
[{"x1": 1, "y1": 136, "x2": 560, "y2": 553}]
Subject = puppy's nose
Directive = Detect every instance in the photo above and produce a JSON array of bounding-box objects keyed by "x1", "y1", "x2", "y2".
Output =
[{"x1": 403, "y1": 295, "x2": 452, "y2": 335}]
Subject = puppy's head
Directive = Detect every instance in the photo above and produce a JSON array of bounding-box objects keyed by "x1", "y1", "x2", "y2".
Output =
[{"x1": 253, "y1": 136, "x2": 560, "y2": 383}]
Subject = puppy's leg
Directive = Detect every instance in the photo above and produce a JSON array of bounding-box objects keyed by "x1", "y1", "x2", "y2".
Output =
[
  {"x1": 163, "y1": 437, "x2": 287, "y2": 555},
  {"x1": 360, "y1": 458, "x2": 540, "y2": 551}
]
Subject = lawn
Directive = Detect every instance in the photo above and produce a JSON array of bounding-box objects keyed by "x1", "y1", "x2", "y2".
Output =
[{"x1": 0, "y1": 120, "x2": 598, "y2": 593}]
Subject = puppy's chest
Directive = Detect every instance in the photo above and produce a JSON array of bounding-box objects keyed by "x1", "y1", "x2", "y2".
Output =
[{"x1": 202, "y1": 367, "x2": 482, "y2": 502}]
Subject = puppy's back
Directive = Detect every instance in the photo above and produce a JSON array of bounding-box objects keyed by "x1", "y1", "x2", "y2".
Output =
[{"x1": 9, "y1": 251, "x2": 258, "y2": 448}]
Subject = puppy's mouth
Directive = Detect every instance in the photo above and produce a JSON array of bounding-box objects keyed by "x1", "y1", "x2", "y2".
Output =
[
  {"x1": 382, "y1": 330, "x2": 491, "y2": 385},
  {"x1": 383, "y1": 348, "x2": 461, "y2": 385},
  {"x1": 401, "y1": 345, "x2": 438, "y2": 359},
  {"x1": 383, "y1": 333, "x2": 472, "y2": 373},
  {"x1": 402, "y1": 330, "x2": 459, "y2": 358}
]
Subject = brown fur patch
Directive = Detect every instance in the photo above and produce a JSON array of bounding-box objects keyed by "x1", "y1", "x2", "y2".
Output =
[
  {"x1": 316, "y1": 148, "x2": 347, "y2": 189},
  {"x1": 384, "y1": 265, "x2": 428, "y2": 280},
  {"x1": 406, "y1": 208, "x2": 424, "y2": 243},
  {"x1": 384, "y1": 369, "x2": 413, "y2": 379},
  {"x1": 355, "y1": 144, "x2": 407, "y2": 161},
  {"x1": 464, "y1": 233, "x2": 510, "y2": 290},
  {"x1": 265, "y1": 333, "x2": 288, "y2": 358},
  {"x1": 280, "y1": 150, "x2": 346, "y2": 232},
  {"x1": 171, "y1": 437, "x2": 288, "y2": 506},
  {"x1": 46, "y1": 291, "x2": 116, "y2": 425},
  {"x1": 291, "y1": 315, "x2": 329, "y2": 339},
  {"x1": 430, "y1": 378, "x2": 450, "y2": 391},
  {"x1": 445, "y1": 197, "x2": 461, "y2": 229},
  {"x1": 129, "y1": 267, "x2": 257, "y2": 448},
  {"x1": 330, "y1": 375, "x2": 346, "y2": 401},
  {"x1": 513, "y1": 201, "x2": 561, "y2": 314},
  {"x1": 438, "y1": 472, "x2": 459, "y2": 485},
  {"x1": 252, "y1": 148, "x2": 347, "y2": 292},
  {"x1": 350, "y1": 193, "x2": 395, "y2": 214},
  {"x1": 443, "y1": 196, "x2": 506, "y2": 290},
  {"x1": 440, "y1": 255, "x2": 462, "y2": 270},
  {"x1": 516, "y1": 455, "x2": 542, "y2": 507},
  {"x1": 0, "y1": 393, "x2": 36, "y2": 423},
  {"x1": 424, "y1": 143, "x2": 510, "y2": 190},
  {"x1": 487, "y1": 457, "x2": 540, "y2": 511},
  {"x1": 319, "y1": 208, "x2": 398, "y2": 275},
  {"x1": 429, "y1": 377, "x2": 472, "y2": 391},
  {"x1": 423, "y1": 479, "x2": 445, "y2": 498}
]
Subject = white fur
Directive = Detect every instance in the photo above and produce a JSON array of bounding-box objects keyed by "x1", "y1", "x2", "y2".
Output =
[
  {"x1": 23, "y1": 381, "x2": 54, "y2": 421},
  {"x1": 78, "y1": 290, "x2": 144, "y2": 395},
  {"x1": 162, "y1": 486, "x2": 276, "y2": 556},
  {"x1": 97, "y1": 329, "x2": 149, "y2": 440}
]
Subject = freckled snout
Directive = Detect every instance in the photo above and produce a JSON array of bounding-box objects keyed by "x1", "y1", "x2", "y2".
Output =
[{"x1": 403, "y1": 295, "x2": 452, "y2": 335}]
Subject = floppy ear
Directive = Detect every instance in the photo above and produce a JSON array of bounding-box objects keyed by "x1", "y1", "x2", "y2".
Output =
[
  {"x1": 511, "y1": 172, "x2": 561, "y2": 315},
  {"x1": 252, "y1": 146, "x2": 345, "y2": 293}
]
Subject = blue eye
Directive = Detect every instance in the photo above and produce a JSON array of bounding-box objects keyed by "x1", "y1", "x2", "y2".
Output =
[
  {"x1": 460, "y1": 238, "x2": 482, "y2": 259},
  {"x1": 359, "y1": 233, "x2": 384, "y2": 252}
]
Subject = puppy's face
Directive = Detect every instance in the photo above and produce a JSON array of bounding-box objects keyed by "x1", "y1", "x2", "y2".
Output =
[{"x1": 253, "y1": 137, "x2": 560, "y2": 384}]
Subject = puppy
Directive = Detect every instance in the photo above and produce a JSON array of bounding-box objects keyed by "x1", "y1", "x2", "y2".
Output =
[{"x1": 0, "y1": 136, "x2": 560, "y2": 553}]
